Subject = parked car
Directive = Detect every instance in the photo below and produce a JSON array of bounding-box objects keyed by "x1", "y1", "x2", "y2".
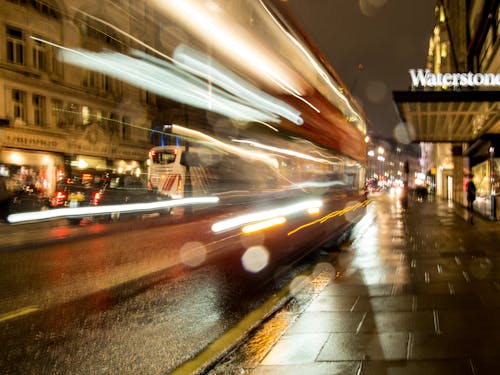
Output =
[{"x1": 4, "y1": 185, "x2": 51, "y2": 217}]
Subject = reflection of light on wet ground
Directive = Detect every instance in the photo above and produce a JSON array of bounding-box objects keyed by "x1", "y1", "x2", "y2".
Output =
[
  {"x1": 352, "y1": 252, "x2": 382, "y2": 269},
  {"x1": 236, "y1": 309, "x2": 295, "y2": 367},
  {"x1": 49, "y1": 226, "x2": 72, "y2": 239},
  {"x1": 242, "y1": 246, "x2": 270, "y2": 273}
]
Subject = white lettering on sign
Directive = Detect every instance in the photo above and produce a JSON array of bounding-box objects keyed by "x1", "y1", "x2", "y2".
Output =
[{"x1": 409, "y1": 69, "x2": 500, "y2": 88}]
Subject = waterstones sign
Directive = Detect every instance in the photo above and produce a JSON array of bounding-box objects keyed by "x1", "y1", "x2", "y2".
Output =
[{"x1": 409, "y1": 69, "x2": 500, "y2": 88}]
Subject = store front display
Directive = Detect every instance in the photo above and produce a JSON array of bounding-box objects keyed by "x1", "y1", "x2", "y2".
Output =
[{"x1": 0, "y1": 148, "x2": 63, "y2": 196}]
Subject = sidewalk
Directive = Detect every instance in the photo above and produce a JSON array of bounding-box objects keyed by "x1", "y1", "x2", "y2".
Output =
[{"x1": 210, "y1": 194, "x2": 500, "y2": 374}]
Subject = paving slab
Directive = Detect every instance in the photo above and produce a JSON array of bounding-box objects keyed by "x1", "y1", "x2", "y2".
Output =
[
  {"x1": 285, "y1": 311, "x2": 365, "y2": 334},
  {"x1": 317, "y1": 332, "x2": 409, "y2": 361},
  {"x1": 260, "y1": 333, "x2": 330, "y2": 365}
]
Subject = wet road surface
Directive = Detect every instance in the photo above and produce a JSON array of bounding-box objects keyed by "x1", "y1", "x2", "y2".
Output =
[{"x1": 0, "y1": 208, "x2": 335, "y2": 374}]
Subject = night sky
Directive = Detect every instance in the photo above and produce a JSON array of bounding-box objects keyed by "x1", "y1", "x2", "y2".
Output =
[{"x1": 287, "y1": 0, "x2": 436, "y2": 139}]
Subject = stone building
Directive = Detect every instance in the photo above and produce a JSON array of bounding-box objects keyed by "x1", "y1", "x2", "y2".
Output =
[
  {"x1": 394, "y1": 0, "x2": 499, "y2": 219},
  {"x1": 0, "y1": 0, "x2": 160, "y2": 194}
]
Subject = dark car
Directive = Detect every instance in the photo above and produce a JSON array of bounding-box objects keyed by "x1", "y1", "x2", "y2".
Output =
[
  {"x1": 51, "y1": 173, "x2": 107, "y2": 209},
  {"x1": 3, "y1": 185, "x2": 51, "y2": 218},
  {"x1": 91, "y1": 174, "x2": 172, "y2": 218},
  {"x1": 52, "y1": 173, "x2": 171, "y2": 224}
]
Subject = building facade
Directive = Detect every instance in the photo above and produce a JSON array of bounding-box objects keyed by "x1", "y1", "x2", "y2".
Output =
[
  {"x1": 394, "y1": 0, "x2": 499, "y2": 219},
  {"x1": 0, "y1": 0, "x2": 159, "y2": 195}
]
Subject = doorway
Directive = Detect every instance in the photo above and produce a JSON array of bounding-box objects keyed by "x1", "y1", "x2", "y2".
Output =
[{"x1": 447, "y1": 175, "x2": 453, "y2": 200}]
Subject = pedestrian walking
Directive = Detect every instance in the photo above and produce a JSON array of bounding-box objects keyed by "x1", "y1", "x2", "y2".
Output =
[{"x1": 466, "y1": 176, "x2": 476, "y2": 223}]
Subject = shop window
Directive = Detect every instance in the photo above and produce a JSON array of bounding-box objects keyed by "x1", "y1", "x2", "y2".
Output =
[
  {"x1": 32, "y1": 39, "x2": 47, "y2": 71},
  {"x1": 6, "y1": 26, "x2": 25, "y2": 65},
  {"x1": 12, "y1": 89, "x2": 26, "y2": 122},
  {"x1": 33, "y1": 94, "x2": 46, "y2": 126}
]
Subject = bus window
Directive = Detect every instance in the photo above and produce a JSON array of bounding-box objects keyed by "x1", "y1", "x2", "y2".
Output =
[{"x1": 153, "y1": 152, "x2": 177, "y2": 164}]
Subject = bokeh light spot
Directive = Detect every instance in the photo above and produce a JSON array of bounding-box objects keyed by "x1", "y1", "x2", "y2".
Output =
[
  {"x1": 359, "y1": 0, "x2": 387, "y2": 16},
  {"x1": 241, "y1": 246, "x2": 270, "y2": 273},
  {"x1": 393, "y1": 122, "x2": 416, "y2": 144},
  {"x1": 365, "y1": 80, "x2": 387, "y2": 103},
  {"x1": 289, "y1": 275, "x2": 310, "y2": 296},
  {"x1": 180, "y1": 241, "x2": 207, "y2": 267}
]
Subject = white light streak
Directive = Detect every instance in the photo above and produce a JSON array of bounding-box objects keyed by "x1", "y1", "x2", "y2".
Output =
[
  {"x1": 152, "y1": 0, "x2": 306, "y2": 97},
  {"x1": 259, "y1": 0, "x2": 364, "y2": 123},
  {"x1": 7, "y1": 197, "x2": 219, "y2": 224},
  {"x1": 172, "y1": 44, "x2": 303, "y2": 125},
  {"x1": 59, "y1": 48, "x2": 277, "y2": 123},
  {"x1": 211, "y1": 199, "x2": 322, "y2": 233},
  {"x1": 233, "y1": 139, "x2": 333, "y2": 164},
  {"x1": 171, "y1": 125, "x2": 278, "y2": 168}
]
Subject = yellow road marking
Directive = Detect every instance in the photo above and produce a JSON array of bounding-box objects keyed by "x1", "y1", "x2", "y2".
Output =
[
  {"x1": 171, "y1": 252, "x2": 339, "y2": 375},
  {"x1": 171, "y1": 287, "x2": 289, "y2": 375},
  {"x1": 0, "y1": 306, "x2": 39, "y2": 323}
]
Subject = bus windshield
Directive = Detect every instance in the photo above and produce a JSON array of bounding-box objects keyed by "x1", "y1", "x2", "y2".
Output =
[{"x1": 151, "y1": 151, "x2": 177, "y2": 165}]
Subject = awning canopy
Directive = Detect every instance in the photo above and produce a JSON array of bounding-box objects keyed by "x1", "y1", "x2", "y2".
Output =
[{"x1": 393, "y1": 90, "x2": 500, "y2": 143}]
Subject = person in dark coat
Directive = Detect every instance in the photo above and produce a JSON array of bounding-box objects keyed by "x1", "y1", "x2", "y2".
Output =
[
  {"x1": 0, "y1": 175, "x2": 11, "y2": 220},
  {"x1": 466, "y1": 176, "x2": 476, "y2": 223}
]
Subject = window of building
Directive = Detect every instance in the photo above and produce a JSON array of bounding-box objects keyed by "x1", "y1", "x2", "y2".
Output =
[
  {"x1": 122, "y1": 116, "x2": 131, "y2": 140},
  {"x1": 65, "y1": 103, "x2": 80, "y2": 128},
  {"x1": 78, "y1": 15, "x2": 122, "y2": 51},
  {"x1": 7, "y1": 0, "x2": 61, "y2": 20},
  {"x1": 143, "y1": 90, "x2": 155, "y2": 105},
  {"x1": 12, "y1": 89, "x2": 26, "y2": 122},
  {"x1": 109, "y1": 112, "x2": 120, "y2": 137},
  {"x1": 32, "y1": 38, "x2": 47, "y2": 71},
  {"x1": 82, "y1": 106, "x2": 90, "y2": 125},
  {"x1": 51, "y1": 99, "x2": 65, "y2": 128},
  {"x1": 33, "y1": 95, "x2": 46, "y2": 126},
  {"x1": 82, "y1": 70, "x2": 97, "y2": 89},
  {"x1": 6, "y1": 26, "x2": 25, "y2": 65},
  {"x1": 102, "y1": 75, "x2": 110, "y2": 92}
]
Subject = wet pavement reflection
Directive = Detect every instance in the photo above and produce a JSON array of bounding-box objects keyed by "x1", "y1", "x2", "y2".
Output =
[{"x1": 210, "y1": 194, "x2": 500, "y2": 375}]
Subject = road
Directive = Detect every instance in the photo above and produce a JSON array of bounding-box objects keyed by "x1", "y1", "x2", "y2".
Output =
[{"x1": 0, "y1": 194, "x2": 364, "y2": 374}]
